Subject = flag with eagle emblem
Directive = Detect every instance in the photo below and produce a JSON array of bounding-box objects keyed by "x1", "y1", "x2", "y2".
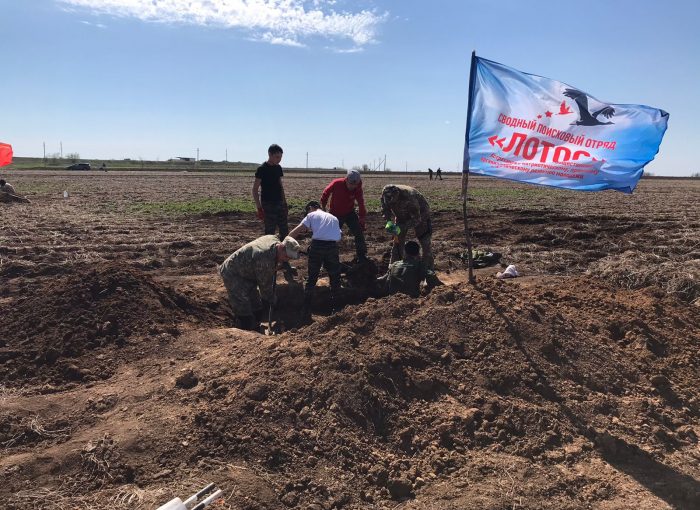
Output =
[{"x1": 464, "y1": 57, "x2": 669, "y2": 193}]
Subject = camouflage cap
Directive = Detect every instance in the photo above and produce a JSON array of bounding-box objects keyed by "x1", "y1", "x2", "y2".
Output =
[{"x1": 282, "y1": 236, "x2": 301, "y2": 259}]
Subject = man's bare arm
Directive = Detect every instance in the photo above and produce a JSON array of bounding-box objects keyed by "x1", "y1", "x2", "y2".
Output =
[
  {"x1": 252, "y1": 178, "x2": 262, "y2": 209},
  {"x1": 289, "y1": 223, "x2": 309, "y2": 239}
]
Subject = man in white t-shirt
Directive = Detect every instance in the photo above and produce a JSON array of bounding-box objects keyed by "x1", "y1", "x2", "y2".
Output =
[{"x1": 289, "y1": 200, "x2": 342, "y2": 320}]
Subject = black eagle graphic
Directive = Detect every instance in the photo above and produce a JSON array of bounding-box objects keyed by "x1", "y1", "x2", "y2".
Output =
[{"x1": 563, "y1": 88, "x2": 615, "y2": 126}]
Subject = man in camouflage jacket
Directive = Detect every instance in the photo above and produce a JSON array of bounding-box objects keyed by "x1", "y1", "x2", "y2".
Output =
[
  {"x1": 376, "y1": 241, "x2": 441, "y2": 297},
  {"x1": 219, "y1": 235, "x2": 300, "y2": 331},
  {"x1": 0, "y1": 179, "x2": 30, "y2": 203},
  {"x1": 380, "y1": 184, "x2": 434, "y2": 269}
]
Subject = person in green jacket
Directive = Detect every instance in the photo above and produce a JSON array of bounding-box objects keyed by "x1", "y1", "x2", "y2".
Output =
[
  {"x1": 219, "y1": 235, "x2": 300, "y2": 331},
  {"x1": 376, "y1": 241, "x2": 441, "y2": 298}
]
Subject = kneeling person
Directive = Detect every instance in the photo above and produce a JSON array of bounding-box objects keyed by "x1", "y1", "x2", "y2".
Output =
[
  {"x1": 376, "y1": 241, "x2": 441, "y2": 298},
  {"x1": 290, "y1": 201, "x2": 342, "y2": 318},
  {"x1": 0, "y1": 179, "x2": 30, "y2": 204},
  {"x1": 0, "y1": 179, "x2": 16, "y2": 194},
  {"x1": 219, "y1": 235, "x2": 300, "y2": 331}
]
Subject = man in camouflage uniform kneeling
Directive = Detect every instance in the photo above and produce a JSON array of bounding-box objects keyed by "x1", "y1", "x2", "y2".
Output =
[
  {"x1": 376, "y1": 241, "x2": 441, "y2": 298},
  {"x1": 219, "y1": 235, "x2": 300, "y2": 331},
  {"x1": 381, "y1": 184, "x2": 434, "y2": 269},
  {"x1": 0, "y1": 179, "x2": 30, "y2": 204}
]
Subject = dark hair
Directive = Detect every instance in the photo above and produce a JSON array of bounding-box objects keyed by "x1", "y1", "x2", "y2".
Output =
[
  {"x1": 304, "y1": 200, "x2": 321, "y2": 215},
  {"x1": 268, "y1": 144, "x2": 283, "y2": 156},
  {"x1": 404, "y1": 241, "x2": 420, "y2": 256},
  {"x1": 0, "y1": 179, "x2": 5, "y2": 186}
]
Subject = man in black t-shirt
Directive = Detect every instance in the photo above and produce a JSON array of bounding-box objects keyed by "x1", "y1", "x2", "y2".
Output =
[{"x1": 252, "y1": 144, "x2": 289, "y2": 239}]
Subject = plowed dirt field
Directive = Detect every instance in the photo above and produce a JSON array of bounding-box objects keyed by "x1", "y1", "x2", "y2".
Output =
[{"x1": 1, "y1": 170, "x2": 699, "y2": 509}]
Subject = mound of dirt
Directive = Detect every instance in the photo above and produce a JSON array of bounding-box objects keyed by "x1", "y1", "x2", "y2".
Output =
[
  {"x1": 587, "y1": 250, "x2": 700, "y2": 304},
  {"x1": 1, "y1": 264, "x2": 225, "y2": 388},
  {"x1": 0, "y1": 272, "x2": 698, "y2": 509},
  {"x1": 191, "y1": 277, "x2": 700, "y2": 508}
]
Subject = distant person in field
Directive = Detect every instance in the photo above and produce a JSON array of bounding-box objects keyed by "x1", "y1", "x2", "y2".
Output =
[
  {"x1": 381, "y1": 184, "x2": 433, "y2": 269},
  {"x1": 0, "y1": 179, "x2": 16, "y2": 194},
  {"x1": 289, "y1": 200, "x2": 342, "y2": 321},
  {"x1": 252, "y1": 144, "x2": 290, "y2": 243},
  {"x1": 100, "y1": 163, "x2": 107, "y2": 172},
  {"x1": 0, "y1": 179, "x2": 30, "y2": 203},
  {"x1": 218, "y1": 235, "x2": 300, "y2": 331},
  {"x1": 436, "y1": 167, "x2": 443, "y2": 180},
  {"x1": 320, "y1": 169, "x2": 367, "y2": 262},
  {"x1": 376, "y1": 241, "x2": 441, "y2": 297},
  {"x1": 428, "y1": 167, "x2": 433, "y2": 180}
]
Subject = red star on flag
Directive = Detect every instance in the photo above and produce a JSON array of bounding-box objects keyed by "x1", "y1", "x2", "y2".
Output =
[
  {"x1": 537, "y1": 114, "x2": 542, "y2": 119},
  {"x1": 545, "y1": 111, "x2": 553, "y2": 117}
]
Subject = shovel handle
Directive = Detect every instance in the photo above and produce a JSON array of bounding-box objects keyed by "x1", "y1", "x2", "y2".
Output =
[{"x1": 268, "y1": 273, "x2": 277, "y2": 333}]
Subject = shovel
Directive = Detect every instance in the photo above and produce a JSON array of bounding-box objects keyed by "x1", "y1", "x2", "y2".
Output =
[{"x1": 263, "y1": 272, "x2": 282, "y2": 336}]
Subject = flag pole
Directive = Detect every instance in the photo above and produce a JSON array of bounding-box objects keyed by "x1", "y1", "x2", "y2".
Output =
[{"x1": 462, "y1": 50, "x2": 477, "y2": 284}]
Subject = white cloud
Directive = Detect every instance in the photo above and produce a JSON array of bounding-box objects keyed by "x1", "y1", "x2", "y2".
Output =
[
  {"x1": 80, "y1": 19, "x2": 107, "y2": 27},
  {"x1": 58, "y1": 0, "x2": 386, "y2": 48},
  {"x1": 332, "y1": 46, "x2": 363, "y2": 54},
  {"x1": 258, "y1": 32, "x2": 305, "y2": 47}
]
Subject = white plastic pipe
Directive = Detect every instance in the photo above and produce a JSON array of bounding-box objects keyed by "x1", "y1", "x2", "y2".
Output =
[
  {"x1": 183, "y1": 483, "x2": 217, "y2": 508},
  {"x1": 156, "y1": 497, "x2": 187, "y2": 510},
  {"x1": 191, "y1": 489, "x2": 223, "y2": 510}
]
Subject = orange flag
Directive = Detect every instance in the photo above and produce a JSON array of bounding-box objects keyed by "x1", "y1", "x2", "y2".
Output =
[{"x1": 0, "y1": 143, "x2": 12, "y2": 167}]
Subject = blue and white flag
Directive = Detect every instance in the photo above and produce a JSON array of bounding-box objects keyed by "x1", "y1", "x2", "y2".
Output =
[{"x1": 465, "y1": 56, "x2": 669, "y2": 193}]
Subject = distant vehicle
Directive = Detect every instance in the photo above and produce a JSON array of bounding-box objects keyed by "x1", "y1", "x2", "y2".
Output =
[{"x1": 66, "y1": 163, "x2": 91, "y2": 170}]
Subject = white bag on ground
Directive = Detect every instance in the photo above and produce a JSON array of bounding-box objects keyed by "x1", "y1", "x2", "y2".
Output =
[{"x1": 496, "y1": 265, "x2": 519, "y2": 279}]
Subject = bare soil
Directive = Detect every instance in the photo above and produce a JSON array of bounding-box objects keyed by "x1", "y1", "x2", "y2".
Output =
[{"x1": 1, "y1": 170, "x2": 699, "y2": 509}]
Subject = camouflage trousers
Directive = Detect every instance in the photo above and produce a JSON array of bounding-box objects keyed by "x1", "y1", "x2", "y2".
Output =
[
  {"x1": 305, "y1": 240, "x2": 341, "y2": 293},
  {"x1": 0, "y1": 192, "x2": 30, "y2": 204},
  {"x1": 262, "y1": 200, "x2": 289, "y2": 239},
  {"x1": 391, "y1": 217, "x2": 434, "y2": 269},
  {"x1": 219, "y1": 267, "x2": 262, "y2": 317}
]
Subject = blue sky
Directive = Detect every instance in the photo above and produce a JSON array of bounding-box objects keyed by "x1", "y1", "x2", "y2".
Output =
[{"x1": 2, "y1": 0, "x2": 698, "y2": 175}]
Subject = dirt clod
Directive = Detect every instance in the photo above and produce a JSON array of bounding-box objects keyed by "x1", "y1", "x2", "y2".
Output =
[
  {"x1": 175, "y1": 369, "x2": 199, "y2": 389},
  {"x1": 386, "y1": 477, "x2": 413, "y2": 499}
]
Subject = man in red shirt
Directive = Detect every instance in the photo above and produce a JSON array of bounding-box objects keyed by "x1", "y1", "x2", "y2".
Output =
[{"x1": 320, "y1": 169, "x2": 367, "y2": 261}]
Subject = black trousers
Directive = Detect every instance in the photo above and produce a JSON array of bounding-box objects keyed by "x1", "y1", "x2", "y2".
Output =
[
  {"x1": 336, "y1": 210, "x2": 366, "y2": 259},
  {"x1": 306, "y1": 240, "x2": 341, "y2": 293}
]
